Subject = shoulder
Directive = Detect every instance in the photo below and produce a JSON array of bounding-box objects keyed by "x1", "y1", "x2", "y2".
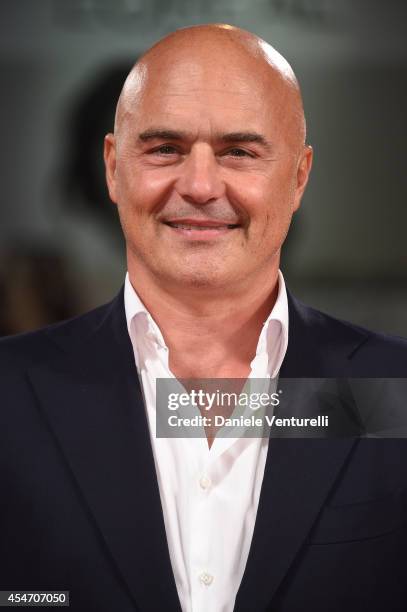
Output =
[
  {"x1": 0, "y1": 300, "x2": 114, "y2": 373},
  {"x1": 303, "y1": 298, "x2": 406, "y2": 346},
  {"x1": 292, "y1": 294, "x2": 407, "y2": 376}
]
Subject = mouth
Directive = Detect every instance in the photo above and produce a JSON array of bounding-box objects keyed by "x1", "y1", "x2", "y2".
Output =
[
  {"x1": 164, "y1": 222, "x2": 239, "y2": 230},
  {"x1": 162, "y1": 219, "x2": 240, "y2": 240}
]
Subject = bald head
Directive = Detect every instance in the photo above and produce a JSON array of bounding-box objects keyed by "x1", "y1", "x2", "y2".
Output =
[
  {"x1": 114, "y1": 24, "x2": 306, "y2": 151},
  {"x1": 104, "y1": 23, "x2": 313, "y2": 294}
]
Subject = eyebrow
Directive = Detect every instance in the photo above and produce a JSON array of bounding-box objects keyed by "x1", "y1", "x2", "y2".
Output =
[
  {"x1": 138, "y1": 129, "x2": 189, "y2": 142},
  {"x1": 220, "y1": 132, "x2": 272, "y2": 150},
  {"x1": 138, "y1": 128, "x2": 273, "y2": 151}
]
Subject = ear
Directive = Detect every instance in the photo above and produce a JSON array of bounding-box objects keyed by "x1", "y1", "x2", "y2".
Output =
[
  {"x1": 104, "y1": 133, "x2": 118, "y2": 204},
  {"x1": 293, "y1": 145, "x2": 313, "y2": 212}
]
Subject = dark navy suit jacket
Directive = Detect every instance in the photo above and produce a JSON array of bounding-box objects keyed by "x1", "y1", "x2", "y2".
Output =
[{"x1": 1, "y1": 289, "x2": 407, "y2": 611}]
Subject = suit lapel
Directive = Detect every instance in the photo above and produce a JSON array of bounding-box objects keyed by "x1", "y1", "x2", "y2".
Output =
[
  {"x1": 28, "y1": 292, "x2": 181, "y2": 612},
  {"x1": 234, "y1": 291, "x2": 364, "y2": 611},
  {"x1": 234, "y1": 436, "x2": 357, "y2": 611}
]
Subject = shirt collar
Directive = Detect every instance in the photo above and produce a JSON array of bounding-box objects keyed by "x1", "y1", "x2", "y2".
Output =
[
  {"x1": 124, "y1": 273, "x2": 167, "y2": 349},
  {"x1": 124, "y1": 270, "x2": 289, "y2": 375},
  {"x1": 252, "y1": 270, "x2": 289, "y2": 377},
  {"x1": 124, "y1": 271, "x2": 150, "y2": 325}
]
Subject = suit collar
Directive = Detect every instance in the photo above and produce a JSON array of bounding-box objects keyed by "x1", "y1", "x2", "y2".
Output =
[
  {"x1": 280, "y1": 289, "x2": 369, "y2": 377},
  {"x1": 43, "y1": 284, "x2": 368, "y2": 379}
]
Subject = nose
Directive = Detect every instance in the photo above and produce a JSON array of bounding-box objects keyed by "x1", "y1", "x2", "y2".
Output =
[{"x1": 174, "y1": 143, "x2": 225, "y2": 204}]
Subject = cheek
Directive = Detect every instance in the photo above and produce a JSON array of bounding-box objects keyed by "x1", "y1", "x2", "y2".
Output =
[
  {"x1": 227, "y1": 174, "x2": 268, "y2": 217},
  {"x1": 116, "y1": 158, "x2": 175, "y2": 215},
  {"x1": 229, "y1": 173, "x2": 286, "y2": 223},
  {"x1": 230, "y1": 171, "x2": 295, "y2": 249}
]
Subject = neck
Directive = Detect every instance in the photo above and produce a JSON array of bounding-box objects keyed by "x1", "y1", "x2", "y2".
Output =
[{"x1": 127, "y1": 258, "x2": 280, "y2": 379}]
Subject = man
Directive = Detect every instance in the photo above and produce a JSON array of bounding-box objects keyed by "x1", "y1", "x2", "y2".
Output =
[{"x1": 1, "y1": 24, "x2": 407, "y2": 612}]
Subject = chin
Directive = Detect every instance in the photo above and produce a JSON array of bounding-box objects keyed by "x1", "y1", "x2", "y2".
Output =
[{"x1": 161, "y1": 265, "x2": 231, "y2": 289}]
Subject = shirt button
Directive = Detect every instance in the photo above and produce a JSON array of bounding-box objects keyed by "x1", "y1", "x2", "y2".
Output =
[
  {"x1": 199, "y1": 475, "x2": 211, "y2": 491},
  {"x1": 199, "y1": 572, "x2": 214, "y2": 586}
]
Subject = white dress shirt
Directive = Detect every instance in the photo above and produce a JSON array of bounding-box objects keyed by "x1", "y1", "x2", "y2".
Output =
[{"x1": 124, "y1": 272, "x2": 289, "y2": 612}]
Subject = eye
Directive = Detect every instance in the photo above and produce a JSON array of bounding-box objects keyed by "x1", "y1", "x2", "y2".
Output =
[
  {"x1": 223, "y1": 147, "x2": 255, "y2": 158},
  {"x1": 151, "y1": 144, "x2": 179, "y2": 155}
]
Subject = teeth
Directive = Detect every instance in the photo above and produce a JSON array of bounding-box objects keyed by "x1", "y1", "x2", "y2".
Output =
[
  {"x1": 172, "y1": 224, "x2": 222, "y2": 230},
  {"x1": 168, "y1": 223, "x2": 236, "y2": 230}
]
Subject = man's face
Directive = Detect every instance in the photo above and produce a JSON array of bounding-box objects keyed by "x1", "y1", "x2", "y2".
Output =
[{"x1": 105, "y1": 53, "x2": 312, "y2": 290}]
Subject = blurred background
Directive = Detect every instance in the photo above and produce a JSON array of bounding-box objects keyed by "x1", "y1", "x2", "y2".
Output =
[{"x1": 0, "y1": 0, "x2": 406, "y2": 336}]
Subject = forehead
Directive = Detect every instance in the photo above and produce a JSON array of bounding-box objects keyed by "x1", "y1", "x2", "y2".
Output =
[{"x1": 127, "y1": 55, "x2": 288, "y2": 136}]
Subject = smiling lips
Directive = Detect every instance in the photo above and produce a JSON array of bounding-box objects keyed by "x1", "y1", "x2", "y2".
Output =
[
  {"x1": 164, "y1": 218, "x2": 239, "y2": 230},
  {"x1": 163, "y1": 219, "x2": 240, "y2": 239}
]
